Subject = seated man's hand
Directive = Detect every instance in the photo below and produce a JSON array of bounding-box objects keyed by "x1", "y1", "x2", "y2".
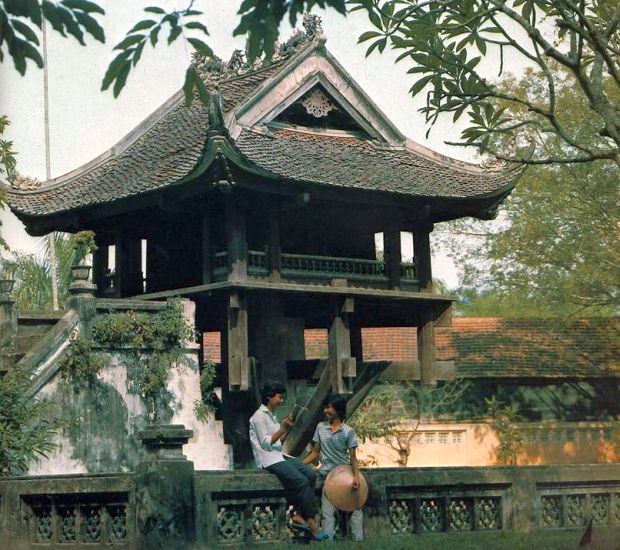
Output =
[{"x1": 282, "y1": 414, "x2": 295, "y2": 429}]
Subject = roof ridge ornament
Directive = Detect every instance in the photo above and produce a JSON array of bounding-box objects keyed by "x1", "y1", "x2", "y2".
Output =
[
  {"x1": 191, "y1": 13, "x2": 324, "y2": 83},
  {"x1": 10, "y1": 173, "x2": 40, "y2": 190}
]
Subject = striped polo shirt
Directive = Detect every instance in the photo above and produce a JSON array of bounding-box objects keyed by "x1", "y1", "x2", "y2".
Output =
[{"x1": 312, "y1": 421, "x2": 358, "y2": 476}]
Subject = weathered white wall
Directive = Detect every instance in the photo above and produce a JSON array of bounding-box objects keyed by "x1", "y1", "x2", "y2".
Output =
[{"x1": 28, "y1": 299, "x2": 231, "y2": 475}]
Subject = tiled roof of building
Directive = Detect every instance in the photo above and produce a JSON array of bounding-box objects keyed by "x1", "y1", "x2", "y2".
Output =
[
  {"x1": 291, "y1": 317, "x2": 619, "y2": 378},
  {"x1": 236, "y1": 128, "x2": 520, "y2": 199},
  {"x1": 5, "y1": 33, "x2": 521, "y2": 220}
]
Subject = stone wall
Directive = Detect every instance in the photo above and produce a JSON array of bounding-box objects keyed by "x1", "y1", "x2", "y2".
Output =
[
  {"x1": 23, "y1": 298, "x2": 231, "y2": 476},
  {"x1": 2, "y1": 441, "x2": 619, "y2": 550}
]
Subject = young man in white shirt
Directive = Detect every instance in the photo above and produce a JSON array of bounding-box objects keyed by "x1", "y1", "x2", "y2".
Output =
[
  {"x1": 249, "y1": 380, "x2": 327, "y2": 541},
  {"x1": 303, "y1": 393, "x2": 363, "y2": 541}
]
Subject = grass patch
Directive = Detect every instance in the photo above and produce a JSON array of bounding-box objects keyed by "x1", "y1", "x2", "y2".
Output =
[{"x1": 272, "y1": 527, "x2": 620, "y2": 550}]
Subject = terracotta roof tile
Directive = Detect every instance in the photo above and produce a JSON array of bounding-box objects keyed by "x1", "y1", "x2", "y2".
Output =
[{"x1": 288, "y1": 318, "x2": 619, "y2": 378}]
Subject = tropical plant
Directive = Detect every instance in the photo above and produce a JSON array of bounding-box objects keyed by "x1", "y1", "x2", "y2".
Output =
[
  {"x1": 3, "y1": 233, "x2": 74, "y2": 310},
  {"x1": 0, "y1": 364, "x2": 63, "y2": 475}
]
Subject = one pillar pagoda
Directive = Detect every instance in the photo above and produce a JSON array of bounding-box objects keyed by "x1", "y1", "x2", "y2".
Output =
[{"x1": 5, "y1": 16, "x2": 522, "y2": 467}]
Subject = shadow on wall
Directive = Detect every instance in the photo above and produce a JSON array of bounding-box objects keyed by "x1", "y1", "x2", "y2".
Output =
[{"x1": 51, "y1": 377, "x2": 148, "y2": 473}]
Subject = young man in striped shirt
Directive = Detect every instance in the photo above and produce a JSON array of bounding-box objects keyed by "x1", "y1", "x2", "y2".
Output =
[{"x1": 303, "y1": 394, "x2": 363, "y2": 541}]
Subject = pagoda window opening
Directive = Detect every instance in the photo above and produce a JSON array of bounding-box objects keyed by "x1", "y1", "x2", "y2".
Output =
[
  {"x1": 141, "y1": 238, "x2": 147, "y2": 293},
  {"x1": 106, "y1": 245, "x2": 116, "y2": 291},
  {"x1": 272, "y1": 84, "x2": 370, "y2": 135}
]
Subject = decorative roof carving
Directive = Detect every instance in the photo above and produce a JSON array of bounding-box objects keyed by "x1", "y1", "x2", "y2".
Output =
[
  {"x1": 10, "y1": 173, "x2": 40, "y2": 190},
  {"x1": 301, "y1": 89, "x2": 335, "y2": 118},
  {"x1": 192, "y1": 14, "x2": 324, "y2": 82}
]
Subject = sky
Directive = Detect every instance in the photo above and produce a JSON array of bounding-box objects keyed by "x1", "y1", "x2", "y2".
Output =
[{"x1": 0, "y1": 0, "x2": 516, "y2": 288}]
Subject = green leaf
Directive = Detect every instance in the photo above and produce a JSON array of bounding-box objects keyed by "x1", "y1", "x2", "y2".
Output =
[
  {"x1": 11, "y1": 19, "x2": 39, "y2": 45},
  {"x1": 74, "y1": 11, "x2": 105, "y2": 43},
  {"x1": 183, "y1": 66, "x2": 196, "y2": 107},
  {"x1": 132, "y1": 40, "x2": 145, "y2": 66},
  {"x1": 409, "y1": 75, "x2": 433, "y2": 97},
  {"x1": 167, "y1": 25, "x2": 182, "y2": 45},
  {"x1": 112, "y1": 63, "x2": 131, "y2": 98},
  {"x1": 61, "y1": 0, "x2": 105, "y2": 14},
  {"x1": 184, "y1": 21, "x2": 209, "y2": 35},
  {"x1": 114, "y1": 34, "x2": 145, "y2": 51},
  {"x1": 149, "y1": 25, "x2": 160, "y2": 47},
  {"x1": 101, "y1": 50, "x2": 131, "y2": 90},
  {"x1": 144, "y1": 6, "x2": 166, "y2": 14},
  {"x1": 187, "y1": 38, "x2": 213, "y2": 57},
  {"x1": 127, "y1": 19, "x2": 157, "y2": 34},
  {"x1": 358, "y1": 30, "x2": 382, "y2": 43}
]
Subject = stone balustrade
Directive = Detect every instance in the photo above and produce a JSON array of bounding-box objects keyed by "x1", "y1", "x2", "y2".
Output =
[{"x1": 2, "y1": 436, "x2": 619, "y2": 549}]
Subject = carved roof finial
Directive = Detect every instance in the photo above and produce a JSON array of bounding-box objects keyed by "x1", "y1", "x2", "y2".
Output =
[{"x1": 302, "y1": 13, "x2": 323, "y2": 40}]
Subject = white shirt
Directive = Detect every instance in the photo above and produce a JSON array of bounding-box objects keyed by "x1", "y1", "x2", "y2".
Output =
[{"x1": 249, "y1": 404, "x2": 286, "y2": 468}]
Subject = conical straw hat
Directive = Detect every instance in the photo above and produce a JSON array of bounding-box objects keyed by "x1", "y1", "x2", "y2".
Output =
[{"x1": 324, "y1": 464, "x2": 368, "y2": 512}]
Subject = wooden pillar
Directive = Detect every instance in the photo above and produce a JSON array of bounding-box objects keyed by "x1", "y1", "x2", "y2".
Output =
[
  {"x1": 226, "y1": 195, "x2": 247, "y2": 282},
  {"x1": 413, "y1": 224, "x2": 433, "y2": 292},
  {"x1": 350, "y1": 316, "x2": 363, "y2": 364},
  {"x1": 201, "y1": 210, "x2": 212, "y2": 284},
  {"x1": 384, "y1": 226, "x2": 401, "y2": 290},
  {"x1": 117, "y1": 234, "x2": 142, "y2": 297},
  {"x1": 227, "y1": 291, "x2": 249, "y2": 390},
  {"x1": 417, "y1": 307, "x2": 436, "y2": 385},
  {"x1": 268, "y1": 201, "x2": 281, "y2": 281},
  {"x1": 328, "y1": 298, "x2": 355, "y2": 394}
]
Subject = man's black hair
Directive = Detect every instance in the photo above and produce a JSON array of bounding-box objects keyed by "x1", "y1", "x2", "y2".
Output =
[
  {"x1": 262, "y1": 380, "x2": 286, "y2": 405},
  {"x1": 326, "y1": 393, "x2": 347, "y2": 420}
]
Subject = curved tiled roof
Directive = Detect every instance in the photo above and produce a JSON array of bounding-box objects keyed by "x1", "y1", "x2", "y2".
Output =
[
  {"x1": 6, "y1": 42, "x2": 521, "y2": 220},
  {"x1": 236, "y1": 128, "x2": 520, "y2": 199}
]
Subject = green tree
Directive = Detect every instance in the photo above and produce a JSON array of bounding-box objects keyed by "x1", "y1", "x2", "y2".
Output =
[
  {"x1": 485, "y1": 396, "x2": 525, "y2": 465},
  {"x1": 349, "y1": 378, "x2": 468, "y2": 466},
  {"x1": 352, "y1": 0, "x2": 620, "y2": 164},
  {"x1": 438, "y1": 67, "x2": 619, "y2": 313}
]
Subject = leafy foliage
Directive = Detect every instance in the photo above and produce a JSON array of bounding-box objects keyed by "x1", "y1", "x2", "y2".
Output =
[
  {"x1": 90, "y1": 299, "x2": 196, "y2": 422},
  {"x1": 59, "y1": 335, "x2": 105, "y2": 389},
  {"x1": 439, "y1": 68, "x2": 619, "y2": 313},
  {"x1": 193, "y1": 359, "x2": 217, "y2": 422},
  {"x1": 349, "y1": 378, "x2": 468, "y2": 466},
  {"x1": 0, "y1": 364, "x2": 63, "y2": 475},
  {"x1": 3, "y1": 233, "x2": 75, "y2": 310},
  {"x1": 0, "y1": 114, "x2": 16, "y2": 251},
  {"x1": 69, "y1": 230, "x2": 97, "y2": 265},
  {"x1": 0, "y1": 0, "x2": 105, "y2": 75},
  {"x1": 101, "y1": 3, "x2": 212, "y2": 104},
  {"x1": 352, "y1": 0, "x2": 620, "y2": 164},
  {"x1": 485, "y1": 395, "x2": 525, "y2": 465}
]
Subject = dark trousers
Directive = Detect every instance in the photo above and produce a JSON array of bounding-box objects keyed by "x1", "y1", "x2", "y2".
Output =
[{"x1": 266, "y1": 458, "x2": 317, "y2": 519}]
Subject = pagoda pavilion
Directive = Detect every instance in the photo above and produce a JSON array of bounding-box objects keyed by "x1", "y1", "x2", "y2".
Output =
[{"x1": 6, "y1": 16, "x2": 522, "y2": 466}]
